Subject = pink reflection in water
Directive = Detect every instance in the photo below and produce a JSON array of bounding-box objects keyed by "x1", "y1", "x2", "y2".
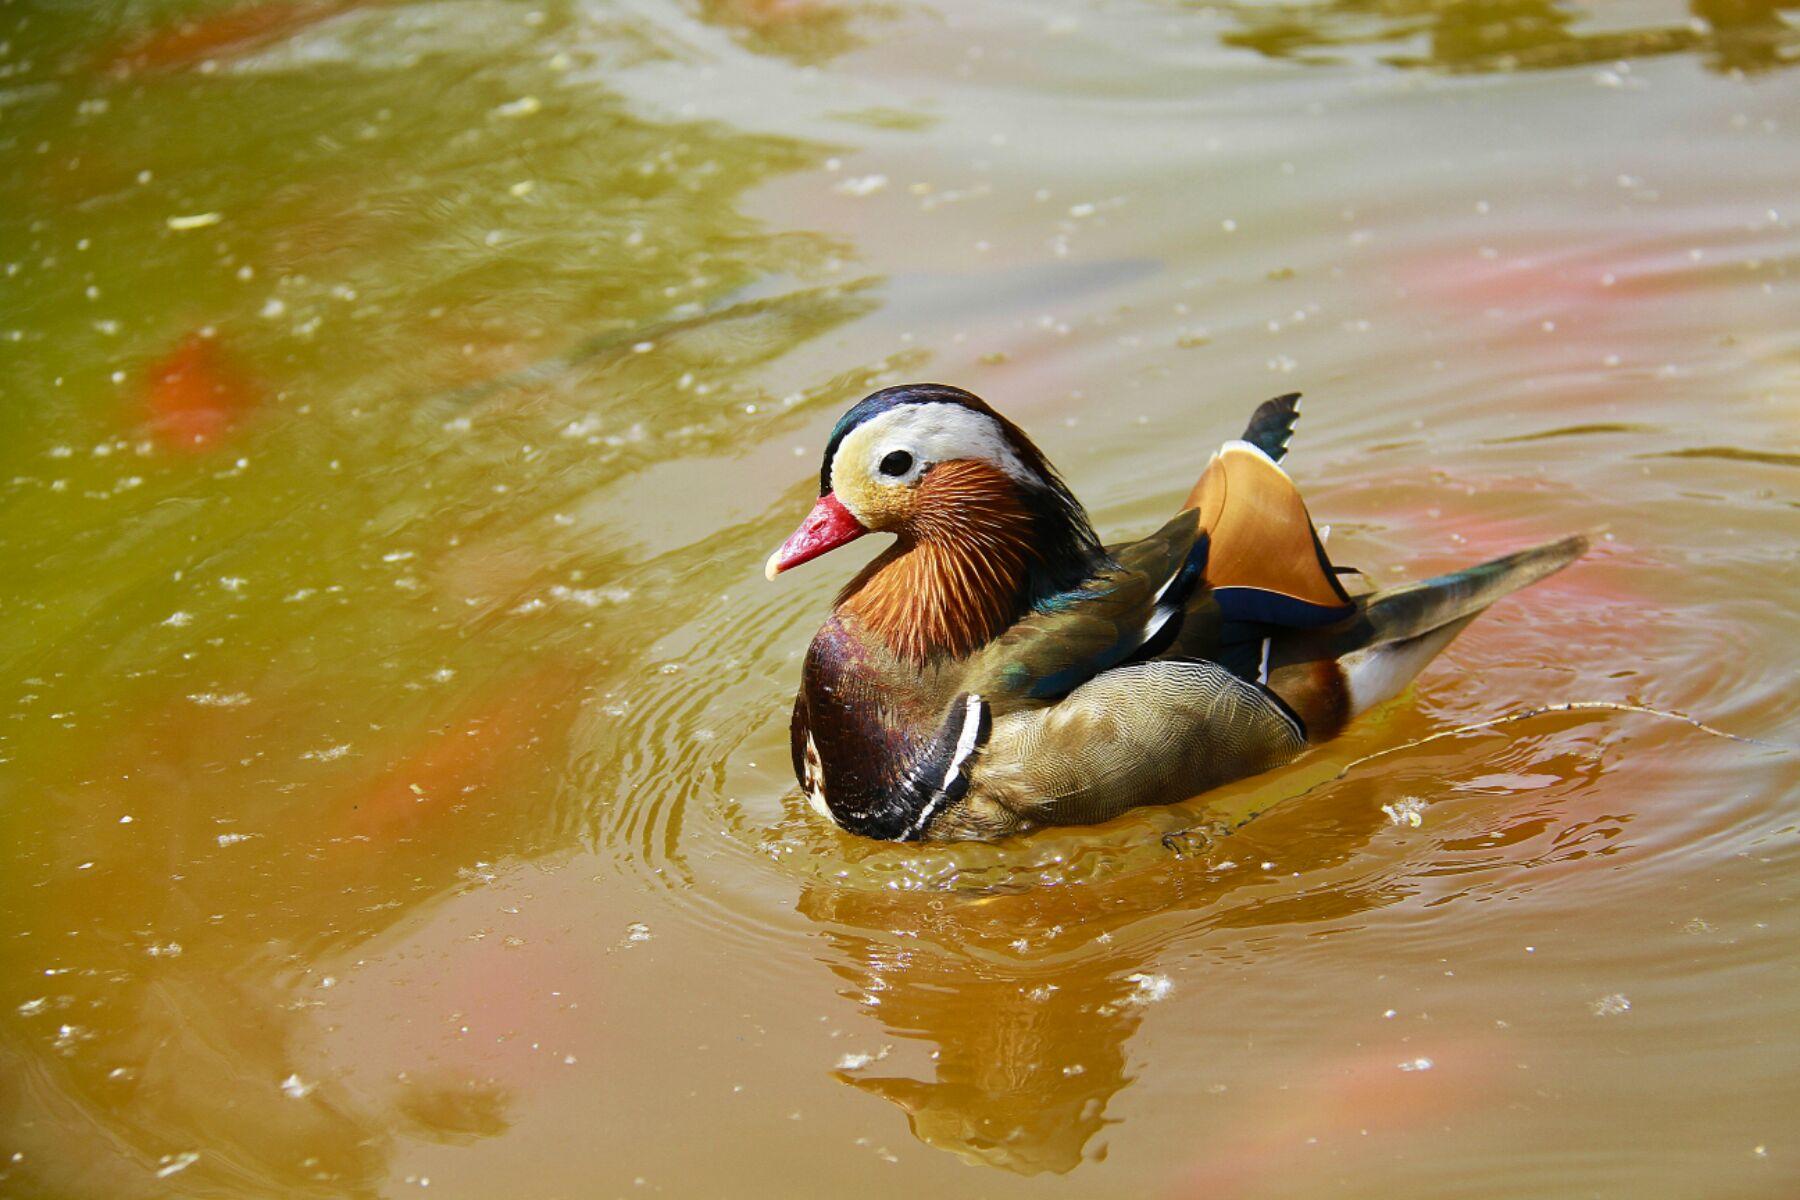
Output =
[{"x1": 1170, "y1": 1036, "x2": 1515, "y2": 1198}]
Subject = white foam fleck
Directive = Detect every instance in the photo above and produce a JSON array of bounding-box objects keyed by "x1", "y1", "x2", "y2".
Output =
[
  {"x1": 548, "y1": 585, "x2": 632, "y2": 608},
  {"x1": 156, "y1": 1151, "x2": 200, "y2": 1178},
  {"x1": 187, "y1": 692, "x2": 250, "y2": 708},
  {"x1": 280, "y1": 1073, "x2": 315, "y2": 1099},
  {"x1": 833, "y1": 174, "x2": 888, "y2": 197},
  {"x1": 1592, "y1": 993, "x2": 1631, "y2": 1017},
  {"x1": 1125, "y1": 973, "x2": 1173, "y2": 1005}
]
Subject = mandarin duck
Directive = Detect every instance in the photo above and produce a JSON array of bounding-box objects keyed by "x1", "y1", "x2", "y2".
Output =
[{"x1": 767, "y1": 385, "x2": 1585, "y2": 841}]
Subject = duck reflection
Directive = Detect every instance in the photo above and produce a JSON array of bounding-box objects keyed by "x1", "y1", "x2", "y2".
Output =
[
  {"x1": 792, "y1": 770, "x2": 1414, "y2": 1176},
  {"x1": 802, "y1": 897, "x2": 1141, "y2": 1174}
]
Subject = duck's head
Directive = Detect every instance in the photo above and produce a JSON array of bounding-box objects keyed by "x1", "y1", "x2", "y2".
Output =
[{"x1": 765, "y1": 384, "x2": 1097, "y2": 582}]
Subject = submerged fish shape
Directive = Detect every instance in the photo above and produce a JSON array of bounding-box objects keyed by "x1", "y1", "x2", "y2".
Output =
[{"x1": 767, "y1": 384, "x2": 1585, "y2": 841}]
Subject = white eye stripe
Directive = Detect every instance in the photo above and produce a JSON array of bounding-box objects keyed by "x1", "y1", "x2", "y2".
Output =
[{"x1": 833, "y1": 403, "x2": 1032, "y2": 497}]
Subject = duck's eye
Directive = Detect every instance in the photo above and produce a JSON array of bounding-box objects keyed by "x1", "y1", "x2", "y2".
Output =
[{"x1": 878, "y1": 450, "x2": 914, "y2": 478}]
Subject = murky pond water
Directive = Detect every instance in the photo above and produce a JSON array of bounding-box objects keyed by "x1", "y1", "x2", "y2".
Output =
[{"x1": 2, "y1": 1, "x2": 1797, "y2": 1196}]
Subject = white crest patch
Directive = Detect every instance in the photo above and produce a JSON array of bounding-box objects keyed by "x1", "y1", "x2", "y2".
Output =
[{"x1": 831, "y1": 403, "x2": 1032, "y2": 517}]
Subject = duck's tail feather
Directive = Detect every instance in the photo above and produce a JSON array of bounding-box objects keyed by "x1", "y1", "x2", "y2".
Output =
[
  {"x1": 1352, "y1": 534, "x2": 1589, "y2": 647},
  {"x1": 1241, "y1": 393, "x2": 1302, "y2": 462},
  {"x1": 1335, "y1": 533, "x2": 1588, "y2": 717}
]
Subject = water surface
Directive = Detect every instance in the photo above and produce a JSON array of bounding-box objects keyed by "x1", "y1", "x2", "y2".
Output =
[{"x1": 2, "y1": 0, "x2": 1797, "y2": 1196}]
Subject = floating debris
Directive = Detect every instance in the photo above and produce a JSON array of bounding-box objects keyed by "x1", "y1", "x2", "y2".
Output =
[
  {"x1": 165, "y1": 212, "x2": 223, "y2": 231},
  {"x1": 1382, "y1": 796, "x2": 1427, "y2": 827},
  {"x1": 280, "y1": 1073, "x2": 315, "y2": 1099},
  {"x1": 1125, "y1": 972, "x2": 1173, "y2": 1005},
  {"x1": 493, "y1": 95, "x2": 542, "y2": 119},
  {"x1": 835, "y1": 1045, "x2": 890, "y2": 1072},
  {"x1": 1591, "y1": 993, "x2": 1632, "y2": 1017},
  {"x1": 155, "y1": 1151, "x2": 200, "y2": 1179}
]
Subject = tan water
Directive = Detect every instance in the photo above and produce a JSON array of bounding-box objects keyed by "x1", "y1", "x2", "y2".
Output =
[{"x1": 2, "y1": 1, "x2": 1797, "y2": 1196}]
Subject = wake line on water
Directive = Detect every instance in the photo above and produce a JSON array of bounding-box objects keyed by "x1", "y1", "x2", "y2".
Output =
[
  {"x1": 1312, "y1": 699, "x2": 1794, "y2": 798},
  {"x1": 1160, "y1": 699, "x2": 1789, "y2": 857}
]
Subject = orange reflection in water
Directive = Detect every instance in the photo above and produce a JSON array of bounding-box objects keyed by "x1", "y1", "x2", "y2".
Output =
[
  {"x1": 339, "y1": 668, "x2": 584, "y2": 846},
  {"x1": 100, "y1": 0, "x2": 359, "y2": 77},
  {"x1": 140, "y1": 333, "x2": 262, "y2": 453}
]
